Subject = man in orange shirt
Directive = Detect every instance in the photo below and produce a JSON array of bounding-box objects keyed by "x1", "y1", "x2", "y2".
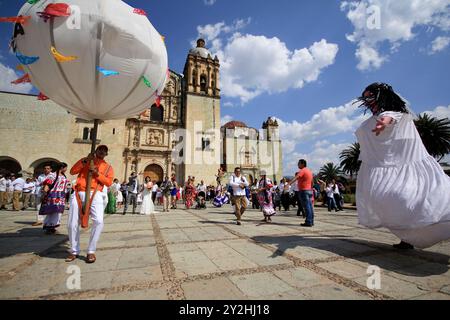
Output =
[
  {"x1": 290, "y1": 159, "x2": 314, "y2": 227},
  {"x1": 66, "y1": 145, "x2": 114, "y2": 264}
]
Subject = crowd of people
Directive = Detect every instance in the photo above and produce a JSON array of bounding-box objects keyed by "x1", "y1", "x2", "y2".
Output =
[
  {"x1": 0, "y1": 164, "x2": 347, "y2": 227},
  {"x1": 2, "y1": 82, "x2": 450, "y2": 261}
]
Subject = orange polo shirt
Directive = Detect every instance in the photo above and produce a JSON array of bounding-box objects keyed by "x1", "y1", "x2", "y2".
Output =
[
  {"x1": 70, "y1": 158, "x2": 114, "y2": 192},
  {"x1": 297, "y1": 168, "x2": 313, "y2": 191}
]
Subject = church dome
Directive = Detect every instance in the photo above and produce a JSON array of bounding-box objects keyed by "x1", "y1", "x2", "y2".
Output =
[
  {"x1": 223, "y1": 121, "x2": 248, "y2": 129},
  {"x1": 189, "y1": 39, "x2": 212, "y2": 58}
]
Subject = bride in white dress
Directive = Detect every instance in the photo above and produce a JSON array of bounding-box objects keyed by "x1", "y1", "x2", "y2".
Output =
[
  {"x1": 140, "y1": 177, "x2": 155, "y2": 215},
  {"x1": 355, "y1": 83, "x2": 450, "y2": 250}
]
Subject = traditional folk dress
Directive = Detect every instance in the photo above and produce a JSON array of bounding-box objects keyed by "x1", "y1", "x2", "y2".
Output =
[
  {"x1": 356, "y1": 111, "x2": 450, "y2": 248},
  {"x1": 105, "y1": 184, "x2": 117, "y2": 214},
  {"x1": 257, "y1": 178, "x2": 276, "y2": 217},
  {"x1": 39, "y1": 174, "x2": 68, "y2": 232},
  {"x1": 184, "y1": 184, "x2": 196, "y2": 209}
]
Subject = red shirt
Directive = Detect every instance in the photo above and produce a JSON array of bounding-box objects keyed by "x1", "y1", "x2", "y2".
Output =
[
  {"x1": 297, "y1": 168, "x2": 313, "y2": 191},
  {"x1": 70, "y1": 158, "x2": 114, "y2": 192}
]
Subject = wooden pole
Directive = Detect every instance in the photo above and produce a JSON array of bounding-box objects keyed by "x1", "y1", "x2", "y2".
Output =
[{"x1": 82, "y1": 119, "x2": 99, "y2": 228}]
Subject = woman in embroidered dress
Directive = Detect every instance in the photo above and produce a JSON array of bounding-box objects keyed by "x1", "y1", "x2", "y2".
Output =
[
  {"x1": 39, "y1": 162, "x2": 68, "y2": 234},
  {"x1": 257, "y1": 171, "x2": 276, "y2": 223},
  {"x1": 355, "y1": 83, "x2": 450, "y2": 250},
  {"x1": 184, "y1": 178, "x2": 196, "y2": 210}
]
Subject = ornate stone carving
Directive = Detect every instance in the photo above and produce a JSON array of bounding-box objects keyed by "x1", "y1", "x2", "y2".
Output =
[
  {"x1": 148, "y1": 129, "x2": 164, "y2": 146},
  {"x1": 133, "y1": 127, "x2": 140, "y2": 147},
  {"x1": 171, "y1": 106, "x2": 178, "y2": 121}
]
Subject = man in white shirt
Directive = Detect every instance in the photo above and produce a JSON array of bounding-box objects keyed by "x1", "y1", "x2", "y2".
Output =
[
  {"x1": 34, "y1": 165, "x2": 55, "y2": 226},
  {"x1": 229, "y1": 167, "x2": 249, "y2": 225},
  {"x1": 0, "y1": 173, "x2": 8, "y2": 210},
  {"x1": 11, "y1": 174, "x2": 25, "y2": 211},
  {"x1": 22, "y1": 178, "x2": 35, "y2": 210}
]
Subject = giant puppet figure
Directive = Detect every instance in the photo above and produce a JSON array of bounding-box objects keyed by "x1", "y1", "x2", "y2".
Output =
[
  {"x1": 355, "y1": 83, "x2": 450, "y2": 250},
  {"x1": 7, "y1": 0, "x2": 168, "y2": 263}
]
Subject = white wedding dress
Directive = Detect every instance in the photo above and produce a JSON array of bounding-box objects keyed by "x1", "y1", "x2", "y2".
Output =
[
  {"x1": 356, "y1": 111, "x2": 450, "y2": 248},
  {"x1": 140, "y1": 187, "x2": 155, "y2": 215}
]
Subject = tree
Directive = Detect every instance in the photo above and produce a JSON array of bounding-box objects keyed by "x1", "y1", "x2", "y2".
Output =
[
  {"x1": 318, "y1": 162, "x2": 342, "y2": 182},
  {"x1": 339, "y1": 143, "x2": 362, "y2": 179},
  {"x1": 414, "y1": 114, "x2": 450, "y2": 162}
]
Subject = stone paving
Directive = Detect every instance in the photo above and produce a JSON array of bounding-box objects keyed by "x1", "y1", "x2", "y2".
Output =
[{"x1": 0, "y1": 204, "x2": 449, "y2": 300}]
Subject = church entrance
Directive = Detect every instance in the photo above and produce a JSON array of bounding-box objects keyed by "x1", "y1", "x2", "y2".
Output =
[
  {"x1": 144, "y1": 164, "x2": 164, "y2": 184},
  {"x1": 0, "y1": 157, "x2": 22, "y2": 175},
  {"x1": 31, "y1": 158, "x2": 61, "y2": 177}
]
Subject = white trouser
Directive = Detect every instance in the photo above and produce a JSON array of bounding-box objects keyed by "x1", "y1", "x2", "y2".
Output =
[
  {"x1": 68, "y1": 191, "x2": 104, "y2": 255},
  {"x1": 35, "y1": 194, "x2": 44, "y2": 222}
]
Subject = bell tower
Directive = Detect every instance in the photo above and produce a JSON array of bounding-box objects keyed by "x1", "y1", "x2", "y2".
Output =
[{"x1": 182, "y1": 39, "x2": 221, "y2": 185}]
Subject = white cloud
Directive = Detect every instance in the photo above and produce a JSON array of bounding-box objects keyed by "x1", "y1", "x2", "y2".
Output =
[
  {"x1": 430, "y1": 36, "x2": 450, "y2": 54},
  {"x1": 203, "y1": 0, "x2": 216, "y2": 6},
  {"x1": 283, "y1": 142, "x2": 351, "y2": 175},
  {"x1": 221, "y1": 115, "x2": 234, "y2": 126},
  {"x1": 193, "y1": 21, "x2": 338, "y2": 104},
  {"x1": 275, "y1": 100, "x2": 370, "y2": 175},
  {"x1": 421, "y1": 105, "x2": 450, "y2": 119},
  {"x1": 276, "y1": 101, "x2": 369, "y2": 144},
  {"x1": 341, "y1": 0, "x2": 450, "y2": 70},
  {"x1": 0, "y1": 62, "x2": 33, "y2": 94}
]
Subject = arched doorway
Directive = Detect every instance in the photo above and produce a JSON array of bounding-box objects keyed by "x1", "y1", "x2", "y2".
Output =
[
  {"x1": 249, "y1": 174, "x2": 254, "y2": 186},
  {"x1": 30, "y1": 158, "x2": 61, "y2": 177},
  {"x1": 0, "y1": 157, "x2": 22, "y2": 175},
  {"x1": 143, "y1": 164, "x2": 164, "y2": 184}
]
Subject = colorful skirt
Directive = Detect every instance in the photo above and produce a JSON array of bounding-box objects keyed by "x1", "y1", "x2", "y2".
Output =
[
  {"x1": 257, "y1": 192, "x2": 276, "y2": 217},
  {"x1": 105, "y1": 191, "x2": 116, "y2": 214},
  {"x1": 39, "y1": 191, "x2": 66, "y2": 215}
]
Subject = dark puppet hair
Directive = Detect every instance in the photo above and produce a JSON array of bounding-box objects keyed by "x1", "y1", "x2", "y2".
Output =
[{"x1": 356, "y1": 83, "x2": 409, "y2": 115}]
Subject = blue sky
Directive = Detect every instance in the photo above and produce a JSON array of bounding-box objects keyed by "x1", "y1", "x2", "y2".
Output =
[{"x1": 1, "y1": 0, "x2": 450, "y2": 174}]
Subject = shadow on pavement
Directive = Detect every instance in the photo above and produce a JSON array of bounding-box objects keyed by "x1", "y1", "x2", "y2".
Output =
[
  {"x1": 252, "y1": 235, "x2": 450, "y2": 277},
  {"x1": 0, "y1": 227, "x2": 67, "y2": 260}
]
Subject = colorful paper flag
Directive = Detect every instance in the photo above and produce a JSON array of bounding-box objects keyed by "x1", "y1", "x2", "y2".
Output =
[
  {"x1": 97, "y1": 66, "x2": 119, "y2": 77},
  {"x1": 142, "y1": 76, "x2": 152, "y2": 88},
  {"x1": 16, "y1": 51, "x2": 39, "y2": 65},
  {"x1": 0, "y1": 16, "x2": 31, "y2": 24},
  {"x1": 51, "y1": 46, "x2": 77, "y2": 63},
  {"x1": 11, "y1": 73, "x2": 31, "y2": 84},
  {"x1": 37, "y1": 92, "x2": 49, "y2": 101},
  {"x1": 133, "y1": 8, "x2": 147, "y2": 16}
]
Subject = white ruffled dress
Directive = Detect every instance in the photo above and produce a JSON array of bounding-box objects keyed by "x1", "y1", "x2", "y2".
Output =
[{"x1": 355, "y1": 111, "x2": 450, "y2": 248}]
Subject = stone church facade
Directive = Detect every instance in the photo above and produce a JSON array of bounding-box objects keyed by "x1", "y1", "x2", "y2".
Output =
[{"x1": 0, "y1": 40, "x2": 283, "y2": 185}]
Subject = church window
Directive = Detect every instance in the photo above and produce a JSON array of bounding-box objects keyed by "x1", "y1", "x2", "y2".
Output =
[
  {"x1": 202, "y1": 137, "x2": 211, "y2": 151},
  {"x1": 150, "y1": 104, "x2": 164, "y2": 122},
  {"x1": 200, "y1": 75, "x2": 207, "y2": 93},
  {"x1": 82, "y1": 127, "x2": 89, "y2": 140}
]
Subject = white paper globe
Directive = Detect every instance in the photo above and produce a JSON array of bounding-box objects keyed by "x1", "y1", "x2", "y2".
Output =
[{"x1": 13, "y1": 0, "x2": 168, "y2": 120}]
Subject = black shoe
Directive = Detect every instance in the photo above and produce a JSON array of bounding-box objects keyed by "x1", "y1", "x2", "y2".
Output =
[
  {"x1": 393, "y1": 241, "x2": 414, "y2": 250},
  {"x1": 301, "y1": 223, "x2": 313, "y2": 227},
  {"x1": 237, "y1": 221, "x2": 242, "y2": 226}
]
